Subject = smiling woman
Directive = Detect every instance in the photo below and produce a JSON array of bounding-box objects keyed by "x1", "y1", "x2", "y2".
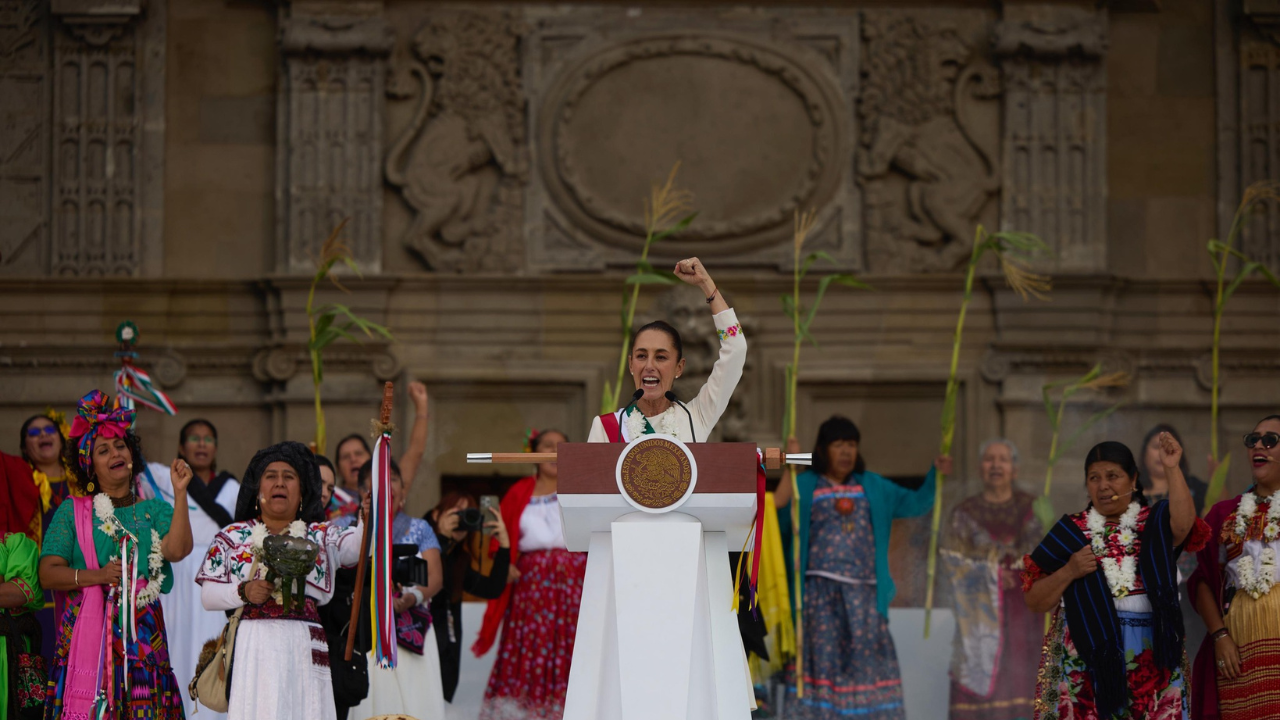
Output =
[
  {"x1": 1189, "y1": 414, "x2": 1280, "y2": 720},
  {"x1": 37, "y1": 389, "x2": 193, "y2": 720}
]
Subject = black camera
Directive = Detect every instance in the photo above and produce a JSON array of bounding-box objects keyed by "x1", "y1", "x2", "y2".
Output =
[
  {"x1": 456, "y1": 507, "x2": 485, "y2": 532},
  {"x1": 391, "y1": 543, "x2": 429, "y2": 586}
]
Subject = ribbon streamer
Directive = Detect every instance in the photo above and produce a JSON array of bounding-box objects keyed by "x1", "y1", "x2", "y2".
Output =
[
  {"x1": 114, "y1": 354, "x2": 178, "y2": 417},
  {"x1": 369, "y1": 434, "x2": 397, "y2": 668}
]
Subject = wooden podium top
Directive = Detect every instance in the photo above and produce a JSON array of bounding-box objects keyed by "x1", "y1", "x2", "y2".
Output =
[{"x1": 556, "y1": 442, "x2": 758, "y2": 495}]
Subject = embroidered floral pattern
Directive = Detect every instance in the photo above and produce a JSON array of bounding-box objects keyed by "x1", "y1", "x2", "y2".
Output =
[
  {"x1": 1222, "y1": 491, "x2": 1280, "y2": 545},
  {"x1": 718, "y1": 323, "x2": 743, "y2": 342}
]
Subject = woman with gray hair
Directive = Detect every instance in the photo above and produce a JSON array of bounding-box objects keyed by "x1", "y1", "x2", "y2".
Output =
[{"x1": 940, "y1": 438, "x2": 1045, "y2": 720}]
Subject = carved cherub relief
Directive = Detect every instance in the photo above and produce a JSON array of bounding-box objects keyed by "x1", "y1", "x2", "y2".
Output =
[{"x1": 385, "y1": 10, "x2": 526, "y2": 272}]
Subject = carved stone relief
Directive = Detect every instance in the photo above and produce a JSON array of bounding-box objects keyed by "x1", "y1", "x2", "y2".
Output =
[
  {"x1": 0, "y1": 0, "x2": 48, "y2": 275},
  {"x1": 524, "y1": 8, "x2": 859, "y2": 272},
  {"x1": 1238, "y1": 16, "x2": 1279, "y2": 271},
  {"x1": 384, "y1": 8, "x2": 526, "y2": 273},
  {"x1": 994, "y1": 5, "x2": 1108, "y2": 272},
  {"x1": 276, "y1": 5, "x2": 392, "y2": 274},
  {"x1": 857, "y1": 10, "x2": 1001, "y2": 273}
]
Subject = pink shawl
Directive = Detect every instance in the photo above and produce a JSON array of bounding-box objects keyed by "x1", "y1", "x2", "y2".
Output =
[{"x1": 62, "y1": 495, "x2": 107, "y2": 719}]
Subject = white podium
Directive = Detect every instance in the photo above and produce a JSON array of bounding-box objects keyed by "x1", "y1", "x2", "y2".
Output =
[{"x1": 556, "y1": 437, "x2": 759, "y2": 720}]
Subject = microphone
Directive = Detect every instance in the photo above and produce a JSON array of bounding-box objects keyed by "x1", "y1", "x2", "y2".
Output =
[
  {"x1": 621, "y1": 388, "x2": 644, "y2": 416},
  {"x1": 1109, "y1": 490, "x2": 1135, "y2": 501},
  {"x1": 664, "y1": 391, "x2": 697, "y2": 443}
]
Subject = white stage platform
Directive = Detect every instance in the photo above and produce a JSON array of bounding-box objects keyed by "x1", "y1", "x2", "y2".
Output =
[{"x1": 441, "y1": 604, "x2": 956, "y2": 720}]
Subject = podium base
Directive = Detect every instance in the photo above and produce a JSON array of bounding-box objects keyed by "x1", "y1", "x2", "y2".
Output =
[{"x1": 564, "y1": 512, "x2": 753, "y2": 720}]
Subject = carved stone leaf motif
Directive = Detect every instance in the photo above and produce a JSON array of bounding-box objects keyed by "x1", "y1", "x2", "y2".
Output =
[
  {"x1": 857, "y1": 10, "x2": 1001, "y2": 273},
  {"x1": 385, "y1": 9, "x2": 527, "y2": 273}
]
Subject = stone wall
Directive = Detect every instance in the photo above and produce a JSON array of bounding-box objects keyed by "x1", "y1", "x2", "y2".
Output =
[{"x1": 2, "y1": 2, "x2": 1278, "y2": 593}]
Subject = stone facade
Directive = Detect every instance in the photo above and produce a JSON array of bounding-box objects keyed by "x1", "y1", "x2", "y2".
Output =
[{"x1": 1, "y1": 2, "x2": 1277, "y2": 599}]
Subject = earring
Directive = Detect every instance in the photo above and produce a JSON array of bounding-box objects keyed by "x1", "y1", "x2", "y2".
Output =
[{"x1": 86, "y1": 480, "x2": 95, "y2": 492}]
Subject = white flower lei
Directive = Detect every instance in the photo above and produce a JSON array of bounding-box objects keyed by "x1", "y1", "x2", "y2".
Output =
[
  {"x1": 93, "y1": 493, "x2": 166, "y2": 608},
  {"x1": 1233, "y1": 491, "x2": 1280, "y2": 543},
  {"x1": 1086, "y1": 502, "x2": 1141, "y2": 598},
  {"x1": 623, "y1": 405, "x2": 687, "y2": 440},
  {"x1": 246, "y1": 520, "x2": 309, "y2": 605},
  {"x1": 1236, "y1": 548, "x2": 1278, "y2": 599}
]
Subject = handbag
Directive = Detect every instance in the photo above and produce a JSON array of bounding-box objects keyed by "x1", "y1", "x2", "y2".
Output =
[
  {"x1": 191, "y1": 557, "x2": 256, "y2": 713},
  {"x1": 190, "y1": 606, "x2": 243, "y2": 713}
]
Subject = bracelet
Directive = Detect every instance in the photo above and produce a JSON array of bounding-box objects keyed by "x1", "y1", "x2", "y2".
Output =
[
  {"x1": 237, "y1": 581, "x2": 250, "y2": 603},
  {"x1": 74, "y1": 569, "x2": 79, "y2": 587},
  {"x1": 1213, "y1": 628, "x2": 1231, "y2": 642},
  {"x1": 705, "y1": 287, "x2": 719, "y2": 304},
  {"x1": 405, "y1": 586, "x2": 425, "y2": 606}
]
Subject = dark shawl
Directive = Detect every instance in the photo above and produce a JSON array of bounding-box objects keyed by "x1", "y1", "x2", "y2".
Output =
[{"x1": 1028, "y1": 501, "x2": 1188, "y2": 719}]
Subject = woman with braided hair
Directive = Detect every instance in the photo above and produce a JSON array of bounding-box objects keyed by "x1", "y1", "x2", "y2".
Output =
[
  {"x1": 38, "y1": 390, "x2": 193, "y2": 720},
  {"x1": 196, "y1": 441, "x2": 366, "y2": 720}
]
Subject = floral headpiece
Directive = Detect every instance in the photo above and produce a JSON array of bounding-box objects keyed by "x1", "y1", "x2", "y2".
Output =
[
  {"x1": 523, "y1": 428, "x2": 539, "y2": 453},
  {"x1": 68, "y1": 390, "x2": 135, "y2": 474},
  {"x1": 44, "y1": 406, "x2": 71, "y2": 438}
]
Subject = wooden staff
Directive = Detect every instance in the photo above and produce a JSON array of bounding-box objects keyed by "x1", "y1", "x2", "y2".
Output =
[{"x1": 344, "y1": 381, "x2": 393, "y2": 661}]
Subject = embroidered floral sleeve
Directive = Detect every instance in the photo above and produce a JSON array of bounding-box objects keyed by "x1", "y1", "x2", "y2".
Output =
[
  {"x1": 1183, "y1": 516, "x2": 1212, "y2": 554},
  {"x1": 1021, "y1": 554, "x2": 1047, "y2": 593}
]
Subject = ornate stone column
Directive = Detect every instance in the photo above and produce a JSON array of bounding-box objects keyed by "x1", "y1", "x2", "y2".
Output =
[
  {"x1": 275, "y1": 2, "x2": 392, "y2": 274},
  {"x1": 995, "y1": 4, "x2": 1108, "y2": 273},
  {"x1": 41, "y1": 0, "x2": 164, "y2": 277}
]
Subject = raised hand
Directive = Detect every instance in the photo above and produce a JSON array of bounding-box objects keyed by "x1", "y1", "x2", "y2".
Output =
[
  {"x1": 170, "y1": 457, "x2": 193, "y2": 494},
  {"x1": 408, "y1": 381, "x2": 429, "y2": 416},
  {"x1": 935, "y1": 455, "x2": 954, "y2": 477},
  {"x1": 674, "y1": 257, "x2": 713, "y2": 292},
  {"x1": 1159, "y1": 431, "x2": 1184, "y2": 469}
]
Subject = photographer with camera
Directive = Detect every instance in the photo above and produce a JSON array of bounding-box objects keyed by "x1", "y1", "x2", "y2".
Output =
[
  {"x1": 426, "y1": 491, "x2": 512, "y2": 702},
  {"x1": 341, "y1": 457, "x2": 445, "y2": 720}
]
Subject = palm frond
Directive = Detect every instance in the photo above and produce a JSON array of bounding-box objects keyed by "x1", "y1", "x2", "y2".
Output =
[{"x1": 643, "y1": 162, "x2": 695, "y2": 235}]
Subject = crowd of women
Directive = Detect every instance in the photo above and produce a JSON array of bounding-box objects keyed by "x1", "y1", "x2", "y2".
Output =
[{"x1": 0, "y1": 257, "x2": 1277, "y2": 720}]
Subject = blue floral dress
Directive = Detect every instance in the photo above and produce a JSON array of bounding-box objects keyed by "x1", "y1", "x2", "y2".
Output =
[{"x1": 789, "y1": 480, "x2": 905, "y2": 719}]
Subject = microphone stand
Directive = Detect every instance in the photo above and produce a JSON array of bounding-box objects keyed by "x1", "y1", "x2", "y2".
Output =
[{"x1": 664, "y1": 391, "x2": 697, "y2": 443}]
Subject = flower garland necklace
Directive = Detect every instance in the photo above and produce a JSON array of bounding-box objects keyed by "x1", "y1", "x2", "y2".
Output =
[
  {"x1": 1226, "y1": 491, "x2": 1280, "y2": 598},
  {"x1": 624, "y1": 404, "x2": 686, "y2": 440},
  {"x1": 1229, "y1": 491, "x2": 1280, "y2": 544},
  {"x1": 1085, "y1": 501, "x2": 1141, "y2": 598},
  {"x1": 93, "y1": 493, "x2": 165, "y2": 608}
]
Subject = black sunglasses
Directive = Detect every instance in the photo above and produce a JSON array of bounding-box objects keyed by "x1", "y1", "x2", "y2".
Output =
[{"x1": 1244, "y1": 432, "x2": 1280, "y2": 450}]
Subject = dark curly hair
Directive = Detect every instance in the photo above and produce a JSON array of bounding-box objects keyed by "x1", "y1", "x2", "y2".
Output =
[{"x1": 61, "y1": 431, "x2": 145, "y2": 496}]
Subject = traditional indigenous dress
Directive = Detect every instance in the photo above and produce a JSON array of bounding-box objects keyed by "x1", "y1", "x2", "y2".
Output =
[
  {"x1": 778, "y1": 467, "x2": 936, "y2": 720},
  {"x1": 347, "y1": 513, "x2": 445, "y2": 720},
  {"x1": 1187, "y1": 490, "x2": 1280, "y2": 720},
  {"x1": 196, "y1": 519, "x2": 363, "y2": 720},
  {"x1": 41, "y1": 495, "x2": 184, "y2": 720},
  {"x1": 942, "y1": 491, "x2": 1044, "y2": 720},
  {"x1": 475, "y1": 486, "x2": 585, "y2": 720},
  {"x1": 1, "y1": 532, "x2": 43, "y2": 720},
  {"x1": 139, "y1": 463, "x2": 238, "y2": 720},
  {"x1": 1024, "y1": 501, "x2": 1211, "y2": 720}
]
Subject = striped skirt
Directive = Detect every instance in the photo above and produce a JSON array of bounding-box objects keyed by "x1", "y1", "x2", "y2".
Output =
[
  {"x1": 44, "y1": 591, "x2": 184, "y2": 720},
  {"x1": 1220, "y1": 589, "x2": 1280, "y2": 720}
]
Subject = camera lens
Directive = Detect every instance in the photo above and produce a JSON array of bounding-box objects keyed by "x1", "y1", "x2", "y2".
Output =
[{"x1": 458, "y1": 507, "x2": 484, "y2": 531}]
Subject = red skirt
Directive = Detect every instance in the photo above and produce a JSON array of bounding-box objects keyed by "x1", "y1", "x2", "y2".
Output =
[{"x1": 479, "y1": 548, "x2": 586, "y2": 720}]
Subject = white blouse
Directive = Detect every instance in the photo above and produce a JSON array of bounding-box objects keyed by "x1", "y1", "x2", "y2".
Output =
[
  {"x1": 588, "y1": 307, "x2": 746, "y2": 444},
  {"x1": 519, "y1": 494, "x2": 567, "y2": 552}
]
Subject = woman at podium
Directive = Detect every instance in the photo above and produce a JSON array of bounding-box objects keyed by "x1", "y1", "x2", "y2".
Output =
[{"x1": 588, "y1": 257, "x2": 745, "y2": 444}]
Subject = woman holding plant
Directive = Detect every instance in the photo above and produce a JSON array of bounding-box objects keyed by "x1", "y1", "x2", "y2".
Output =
[
  {"x1": 774, "y1": 416, "x2": 949, "y2": 720},
  {"x1": 196, "y1": 442, "x2": 366, "y2": 720},
  {"x1": 1188, "y1": 415, "x2": 1280, "y2": 720},
  {"x1": 1023, "y1": 435, "x2": 1209, "y2": 720}
]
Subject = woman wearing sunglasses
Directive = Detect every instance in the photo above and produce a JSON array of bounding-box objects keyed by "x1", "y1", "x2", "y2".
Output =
[
  {"x1": 1189, "y1": 415, "x2": 1280, "y2": 720},
  {"x1": 18, "y1": 412, "x2": 76, "y2": 538}
]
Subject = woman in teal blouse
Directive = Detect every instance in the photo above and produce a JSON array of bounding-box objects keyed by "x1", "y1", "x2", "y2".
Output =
[
  {"x1": 775, "y1": 415, "x2": 948, "y2": 720},
  {"x1": 37, "y1": 390, "x2": 192, "y2": 720},
  {"x1": 1, "y1": 532, "x2": 43, "y2": 719}
]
